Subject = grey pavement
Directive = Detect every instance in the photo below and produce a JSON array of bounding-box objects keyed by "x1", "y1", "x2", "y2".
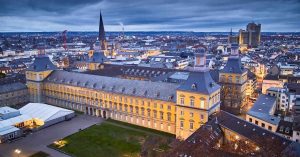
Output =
[{"x1": 0, "y1": 115, "x2": 103, "y2": 157}]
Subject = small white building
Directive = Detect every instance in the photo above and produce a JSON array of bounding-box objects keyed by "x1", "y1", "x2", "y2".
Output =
[
  {"x1": 246, "y1": 94, "x2": 280, "y2": 132},
  {"x1": 0, "y1": 103, "x2": 75, "y2": 143}
]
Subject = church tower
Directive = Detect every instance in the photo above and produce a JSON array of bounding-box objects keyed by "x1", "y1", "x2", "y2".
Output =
[
  {"x1": 26, "y1": 46, "x2": 57, "y2": 103},
  {"x1": 87, "y1": 11, "x2": 108, "y2": 70},
  {"x1": 99, "y1": 11, "x2": 107, "y2": 51}
]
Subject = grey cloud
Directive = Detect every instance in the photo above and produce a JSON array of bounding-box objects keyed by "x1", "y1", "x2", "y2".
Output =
[{"x1": 0, "y1": 0, "x2": 299, "y2": 32}]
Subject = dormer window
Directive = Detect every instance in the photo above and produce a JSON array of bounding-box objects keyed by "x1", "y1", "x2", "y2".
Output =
[
  {"x1": 144, "y1": 90, "x2": 148, "y2": 96},
  {"x1": 122, "y1": 87, "x2": 125, "y2": 92},
  {"x1": 132, "y1": 88, "x2": 136, "y2": 94},
  {"x1": 111, "y1": 85, "x2": 115, "y2": 91},
  {"x1": 209, "y1": 82, "x2": 214, "y2": 87},
  {"x1": 156, "y1": 92, "x2": 160, "y2": 97},
  {"x1": 102, "y1": 84, "x2": 106, "y2": 89},
  {"x1": 191, "y1": 83, "x2": 197, "y2": 89},
  {"x1": 280, "y1": 126, "x2": 284, "y2": 132},
  {"x1": 93, "y1": 83, "x2": 97, "y2": 88},
  {"x1": 285, "y1": 127, "x2": 290, "y2": 133}
]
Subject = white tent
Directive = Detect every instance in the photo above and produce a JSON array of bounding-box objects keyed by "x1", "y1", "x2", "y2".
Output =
[{"x1": 19, "y1": 103, "x2": 75, "y2": 128}]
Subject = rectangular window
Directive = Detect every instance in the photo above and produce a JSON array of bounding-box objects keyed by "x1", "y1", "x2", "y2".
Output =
[
  {"x1": 249, "y1": 118, "x2": 252, "y2": 122},
  {"x1": 200, "y1": 114, "x2": 204, "y2": 120},
  {"x1": 268, "y1": 126, "x2": 272, "y2": 130},
  {"x1": 180, "y1": 97, "x2": 184, "y2": 105},
  {"x1": 180, "y1": 121, "x2": 184, "y2": 129},
  {"x1": 160, "y1": 112, "x2": 164, "y2": 120},
  {"x1": 190, "y1": 122, "x2": 194, "y2": 130},
  {"x1": 160, "y1": 104, "x2": 163, "y2": 109},
  {"x1": 190, "y1": 99, "x2": 194, "y2": 107},
  {"x1": 255, "y1": 120, "x2": 258, "y2": 125},
  {"x1": 180, "y1": 110, "x2": 184, "y2": 116},
  {"x1": 154, "y1": 111, "x2": 157, "y2": 118},
  {"x1": 190, "y1": 112, "x2": 194, "y2": 118},
  {"x1": 200, "y1": 100, "x2": 205, "y2": 108},
  {"x1": 261, "y1": 123, "x2": 265, "y2": 128},
  {"x1": 167, "y1": 113, "x2": 171, "y2": 121},
  {"x1": 167, "y1": 105, "x2": 171, "y2": 111}
]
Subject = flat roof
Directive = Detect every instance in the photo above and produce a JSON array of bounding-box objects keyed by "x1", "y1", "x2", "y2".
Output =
[{"x1": 247, "y1": 94, "x2": 280, "y2": 125}]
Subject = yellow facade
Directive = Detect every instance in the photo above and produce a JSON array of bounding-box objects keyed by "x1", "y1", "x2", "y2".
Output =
[
  {"x1": 43, "y1": 82, "x2": 177, "y2": 134},
  {"x1": 176, "y1": 90, "x2": 220, "y2": 139}
]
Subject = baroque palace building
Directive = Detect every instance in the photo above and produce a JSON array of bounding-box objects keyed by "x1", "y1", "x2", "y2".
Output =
[{"x1": 25, "y1": 51, "x2": 220, "y2": 139}]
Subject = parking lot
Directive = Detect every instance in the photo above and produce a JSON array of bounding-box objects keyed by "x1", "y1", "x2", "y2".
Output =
[{"x1": 0, "y1": 114, "x2": 103, "y2": 157}]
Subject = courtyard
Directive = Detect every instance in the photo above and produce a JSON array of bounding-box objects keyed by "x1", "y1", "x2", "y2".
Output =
[{"x1": 50, "y1": 119, "x2": 176, "y2": 157}]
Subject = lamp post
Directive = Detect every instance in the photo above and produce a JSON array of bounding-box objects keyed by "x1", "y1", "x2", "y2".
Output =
[{"x1": 14, "y1": 149, "x2": 21, "y2": 157}]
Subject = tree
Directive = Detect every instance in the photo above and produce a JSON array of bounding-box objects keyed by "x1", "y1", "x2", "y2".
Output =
[{"x1": 0, "y1": 72, "x2": 6, "y2": 78}]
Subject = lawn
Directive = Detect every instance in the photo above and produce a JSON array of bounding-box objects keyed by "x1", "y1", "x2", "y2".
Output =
[{"x1": 50, "y1": 119, "x2": 175, "y2": 157}]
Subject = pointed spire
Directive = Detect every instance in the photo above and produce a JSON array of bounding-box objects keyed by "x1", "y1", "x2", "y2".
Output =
[
  {"x1": 230, "y1": 28, "x2": 233, "y2": 36},
  {"x1": 98, "y1": 10, "x2": 107, "y2": 50},
  {"x1": 99, "y1": 10, "x2": 105, "y2": 42}
]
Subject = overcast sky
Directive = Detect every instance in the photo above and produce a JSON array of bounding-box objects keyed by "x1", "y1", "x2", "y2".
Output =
[{"x1": 0, "y1": 0, "x2": 299, "y2": 32}]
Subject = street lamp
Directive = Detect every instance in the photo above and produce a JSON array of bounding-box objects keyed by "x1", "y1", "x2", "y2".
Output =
[{"x1": 14, "y1": 149, "x2": 21, "y2": 157}]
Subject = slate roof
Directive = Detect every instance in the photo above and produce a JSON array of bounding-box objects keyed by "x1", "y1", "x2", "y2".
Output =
[
  {"x1": 276, "y1": 120, "x2": 293, "y2": 137},
  {"x1": 87, "y1": 51, "x2": 108, "y2": 63},
  {"x1": 45, "y1": 70, "x2": 179, "y2": 102},
  {"x1": 0, "y1": 82, "x2": 27, "y2": 94},
  {"x1": 84, "y1": 63, "x2": 177, "y2": 81},
  {"x1": 221, "y1": 56, "x2": 246, "y2": 74},
  {"x1": 177, "y1": 71, "x2": 220, "y2": 95},
  {"x1": 216, "y1": 111, "x2": 295, "y2": 155},
  {"x1": 27, "y1": 56, "x2": 57, "y2": 72}
]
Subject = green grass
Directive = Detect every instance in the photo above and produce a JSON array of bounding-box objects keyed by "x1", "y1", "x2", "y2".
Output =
[
  {"x1": 106, "y1": 118, "x2": 175, "y2": 138},
  {"x1": 50, "y1": 120, "x2": 174, "y2": 157},
  {"x1": 29, "y1": 151, "x2": 49, "y2": 157}
]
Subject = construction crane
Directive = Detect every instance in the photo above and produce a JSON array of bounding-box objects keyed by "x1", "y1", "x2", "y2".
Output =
[{"x1": 62, "y1": 30, "x2": 68, "y2": 50}]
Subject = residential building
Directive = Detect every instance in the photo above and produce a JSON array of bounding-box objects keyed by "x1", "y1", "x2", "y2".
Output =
[
  {"x1": 246, "y1": 94, "x2": 280, "y2": 132},
  {"x1": 0, "y1": 82, "x2": 29, "y2": 107}
]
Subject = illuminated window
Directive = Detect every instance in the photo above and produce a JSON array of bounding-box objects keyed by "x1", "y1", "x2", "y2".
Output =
[
  {"x1": 190, "y1": 98, "x2": 194, "y2": 107},
  {"x1": 200, "y1": 100, "x2": 205, "y2": 108}
]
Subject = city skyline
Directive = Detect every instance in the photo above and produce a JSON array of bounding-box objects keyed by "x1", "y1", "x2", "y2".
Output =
[{"x1": 0, "y1": 0, "x2": 299, "y2": 32}]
